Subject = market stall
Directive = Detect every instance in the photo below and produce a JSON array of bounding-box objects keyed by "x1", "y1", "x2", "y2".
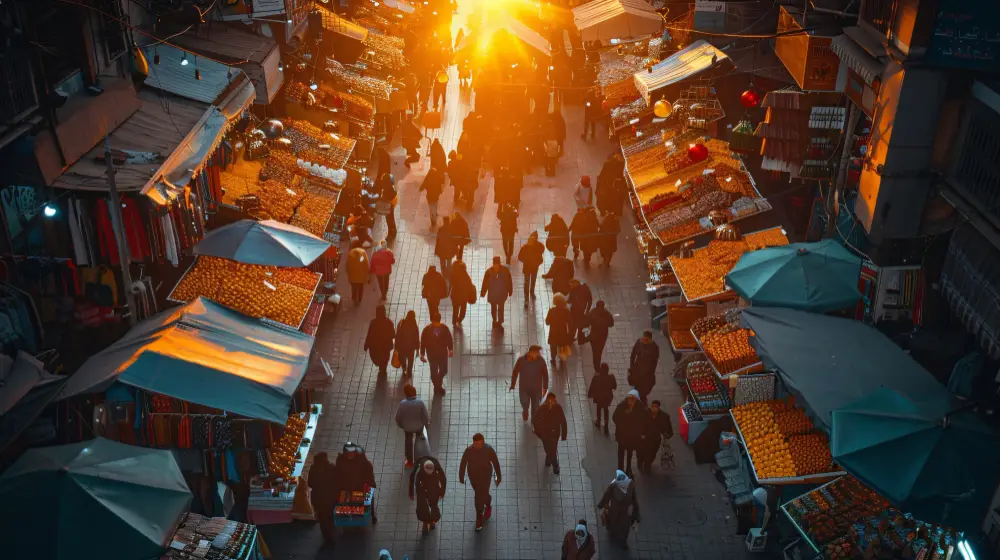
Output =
[
  {"x1": 285, "y1": 80, "x2": 376, "y2": 139},
  {"x1": 667, "y1": 227, "x2": 789, "y2": 302},
  {"x1": 596, "y1": 46, "x2": 659, "y2": 110},
  {"x1": 162, "y1": 513, "x2": 263, "y2": 560},
  {"x1": 690, "y1": 309, "x2": 765, "y2": 378},
  {"x1": 572, "y1": 0, "x2": 663, "y2": 43}
]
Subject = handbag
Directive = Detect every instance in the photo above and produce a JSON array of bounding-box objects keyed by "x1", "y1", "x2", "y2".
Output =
[
  {"x1": 577, "y1": 327, "x2": 591, "y2": 345},
  {"x1": 375, "y1": 200, "x2": 392, "y2": 215},
  {"x1": 391, "y1": 349, "x2": 401, "y2": 369}
]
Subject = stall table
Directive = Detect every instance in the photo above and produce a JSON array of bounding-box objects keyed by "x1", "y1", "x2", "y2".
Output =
[
  {"x1": 335, "y1": 487, "x2": 376, "y2": 527},
  {"x1": 161, "y1": 513, "x2": 262, "y2": 560},
  {"x1": 248, "y1": 405, "x2": 323, "y2": 525}
]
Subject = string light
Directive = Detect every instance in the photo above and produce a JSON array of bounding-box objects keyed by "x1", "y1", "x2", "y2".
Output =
[{"x1": 181, "y1": 53, "x2": 189, "y2": 66}]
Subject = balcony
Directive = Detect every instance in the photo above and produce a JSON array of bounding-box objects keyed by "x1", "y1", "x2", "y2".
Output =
[
  {"x1": 0, "y1": 56, "x2": 39, "y2": 125},
  {"x1": 860, "y1": 0, "x2": 897, "y2": 38}
]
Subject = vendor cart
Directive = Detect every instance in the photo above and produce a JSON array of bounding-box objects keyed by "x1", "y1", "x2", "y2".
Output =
[{"x1": 334, "y1": 487, "x2": 376, "y2": 527}]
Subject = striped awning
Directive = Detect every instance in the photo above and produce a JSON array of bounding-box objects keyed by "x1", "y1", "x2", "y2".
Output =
[{"x1": 830, "y1": 34, "x2": 882, "y2": 86}]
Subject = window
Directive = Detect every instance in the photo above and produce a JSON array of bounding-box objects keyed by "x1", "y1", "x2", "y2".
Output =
[
  {"x1": 955, "y1": 99, "x2": 1000, "y2": 217},
  {"x1": 95, "y1": 0, "x2": 127, "y2": 65}
]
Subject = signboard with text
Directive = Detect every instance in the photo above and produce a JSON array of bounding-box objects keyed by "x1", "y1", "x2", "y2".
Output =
[{"x1": 774, "y1": 6, "x2": 840, "y2": 91}]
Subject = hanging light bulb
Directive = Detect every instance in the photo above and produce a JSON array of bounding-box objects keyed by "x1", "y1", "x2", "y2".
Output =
[
  {"x1": 310, "y1": 81, "x2": 319, "y2": 90},
  {"x1": 180, "y1": 53, "x2": 189, "y2": 66},
  {"x1": 42, "y1": 203, "x2": 58, "y2": 218}
]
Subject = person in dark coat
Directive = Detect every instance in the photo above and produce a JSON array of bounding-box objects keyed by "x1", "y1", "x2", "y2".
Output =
[
  {"x1": 422, "y1": 265, "x2": 448, "y2": 317},
  {"x1": 545, "y1": 214, "x2": 570, "y2": 257},
  {"x1": 595, "y1": 153, "x2": 625, "y2": 215},
  {"x1": 518, "y1": 231, "x2": 545, "y2": 304},
  {"x1": 584, "y1": 300, "x2": 615, "y2": 369},
  {"x1": 571, "y1": 208, "x2": 600, "y2": 265},
  {"x1": 582, "y1": 87, "x2": 601, "y2": 141},
  {"x1": 567, "y1": 279, "x2": 593, "y2": 342},
  {"x1": 401, "y1": 118, "x2": 423, "y2": 166},
  {"x1": 430, "y1": 138, "x2": 447, "y2": 173},
  {"x1": 498, "y1": 203, "x2": 519, "y2": 265},
  {"x1": 333, "y1": 442, "x2": 378, "y2": 524},
  {"x1": 543, "y1": 255, "x2": 575, "y2": 297},
  {"x1": 562, "y1": 520, "x2": 596, "y2": 560},
  {"x1": 458, "y1": 433, "x2": 502, "y2": 531},
  {"x1": 509, "y1": 345, "x2": 549, "y2": 422},
  {"x1": 451, "y1": 212, "x2": 471, "y2": 261},
  {"x1": 599, "y1": 213, "x2": 621, "y2": 266},
  {"x1": 588, "y1": 363, "x2": 617, "y2": 434},
  {"x1": 629, "y1": 331, "x2": 660, "y2": 404},
  {"x1": 420, "y1": 312, "x2": 453, "y2": 394},
  {"x1": 546, "y1": 293, "x2": 573, "y2": 367},
  {"x1": 420, "y1": 166, "x2": 446, "y2": 227},
  {"x1": 410, "y1": 457, "x2": 446, "y2": 532},
  {"x1": 638, "y1": 400, "x2": 674, "y2": 474},
  {"x1": 481, "y1": 256, "x2": 513, "y2": 328},
  {"x1": 448, "y1": 259, "x2": 476, "y2": 326},
  {"x1": 374, "y1": 172, "x2": 398, "y2": 237},
  {"x1": 434, "y1": 216, "x2": 455, "y2": 277},
  {"x1": 308, "y1": 452, "x2": 338, "y2": 543},
  {"x1": 533, "y1": 392, "x2": 568, "y2": 474},
  {"x1": 363, "y1": 305, "x2": 395, "y2": 375},
  {"x1": 395, "y1": 310, "x2": 420, "y2": 377},
  {"x1": 613, "y1": 390, "x2": 648, "y2": 476},
  {"x1": 610, "y1": 175, "x2": 628, "y2": 217},
  {"x1": 597, "y1": 470, "x2": 640, "y2": 548}
]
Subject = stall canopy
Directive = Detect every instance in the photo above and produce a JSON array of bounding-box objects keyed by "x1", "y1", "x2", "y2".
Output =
[
  {"x1": 725, "y1": 239, "x2": 863, "y2": 312},
  {"x1": 634, "y1": 40, "x2": 731, "y2": 105},
  {"x1": 740, "y1": 307, "x2": 944, "y2": 430},
  {"x1": 573, "y1": 0, "x2": 663, "y2": 43},
  {"x1": 58, "y1": 298, "x2": 314, "y2": 423},
  {"x1": 0, "y1": 438, "x2": 192, "y2": 560},
  {"x1": 194, "y1": 219, "x2": 331, "y2": 267},
  {"x1": 0, "y1": 352, "x2": 66, "y2": 452},
  {"x1": 831, "y1": 388, "x2": 1000, "y2": 531}
]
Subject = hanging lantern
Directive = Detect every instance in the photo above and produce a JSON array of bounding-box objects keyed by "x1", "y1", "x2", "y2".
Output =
[
  {"x1": 631, "y1": 125, "x2": 637, "y2": 135},
  {"x1": 740, "y1": 88, "x2": 761, "y2": 109},
  {"x1": 436, "y1": 70, "x2": 449, "y2": 84},
  {"x1": 688, "y1": 143, "x2": 709, "y2": 162},
  {"x1": 729, "y1": 119, "x2": 762, "y2": 154},
  {"x1": 131, "y1": 44, "x2": 150, "y2": 89},
  {"x1": 601, "y1": 99, "x2": 611, "y2": 112},
  {"x1": 262, "y1": 119, "x2": 285, "y2": 139},
  {"x1": 653, "y1": 97, "x2": 671, "y2": 119}
]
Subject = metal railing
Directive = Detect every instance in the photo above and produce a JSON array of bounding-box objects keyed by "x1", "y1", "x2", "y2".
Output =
[
  {"x1": 0, "y1": 55, "x2": 39, "y2": 124},
  {"x1": 860, "y1": 0, "x2": 898, "y2": 38}
]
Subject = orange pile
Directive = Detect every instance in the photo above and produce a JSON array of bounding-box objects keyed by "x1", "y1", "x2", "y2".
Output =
[
  {"x1": 733, "y1": 400, "x2": 835, "y2": 480},
  {"x1": 788, "y1": 434, "x2": 833, "y2": 475},
  {"x1": 773, "y1": 408, "x2": 812, "y2": 436},
  {"x1": 701, "y1": 326, "x2": 760, "y2": 374}
]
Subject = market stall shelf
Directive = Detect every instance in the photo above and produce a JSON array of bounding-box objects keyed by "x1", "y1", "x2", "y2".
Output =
[
  {"x1": 162, "y1": 513, "x2": 262, "y2": 560},
  {"x1": 248, "y1": 405, "x2": 323, "y2": 525},
  {"x1": 690, "y1": 310, "x2": 766, "y2": 378},
  {"x1": 168, "y1": 256, "x2": 322, "y2": 329},
  {"x1": 335, "y1": 487, "x2": 376, "y2": 527},
  {"x1": 684, "y1": 360, "x2": 732, "y2": 419}
]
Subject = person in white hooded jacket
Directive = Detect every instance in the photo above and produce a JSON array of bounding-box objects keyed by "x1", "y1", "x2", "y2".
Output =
[{"x1": 574, "y1": 175, "x2": 594, "y2": 210}]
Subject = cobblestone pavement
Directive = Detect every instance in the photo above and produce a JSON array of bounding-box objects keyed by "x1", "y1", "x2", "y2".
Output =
[{"x1": 260, "y1": 10, "x2": 750, "y2": 560}]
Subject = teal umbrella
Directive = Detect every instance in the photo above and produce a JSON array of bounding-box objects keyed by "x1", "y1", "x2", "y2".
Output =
[
  {"x1": 0, "y1": 438, "x2": 192, "y2": 560},
  {"x1": 726, "y1": 239, "x2": 862, "y2": 312},
  {"x1": 831, "y1": 388, "x2": 1000, "y2": 530}
]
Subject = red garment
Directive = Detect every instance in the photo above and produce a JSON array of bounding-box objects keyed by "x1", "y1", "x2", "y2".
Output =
[
  {"x1": 170, "y1": 203, "x2": 190, "y2": 250},
  {"x1": 95, "y1": 200, "x2": 120, "y2": 265},
  {"x1": 121, "y1": 197, "x2": 150, "y2": 261}
]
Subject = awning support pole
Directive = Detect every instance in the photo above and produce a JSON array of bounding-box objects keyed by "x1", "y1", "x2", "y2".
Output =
[{"x1": 105, "y1": 135, "x2": 138, "y2": 327}]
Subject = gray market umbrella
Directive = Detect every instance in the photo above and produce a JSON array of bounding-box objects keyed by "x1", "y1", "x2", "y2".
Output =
[
  {"x1": 0, "y1": 438, "x2": 192, "y2": 560},
  {"x1": 194, "y1": 219, "x2": 331, "y2": 267}
]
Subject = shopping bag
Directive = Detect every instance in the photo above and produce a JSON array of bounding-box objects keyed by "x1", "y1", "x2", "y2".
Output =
[
  {"x1": 577, "y1": 327, "x2": 591, "y2": 345},
  {"x1": 660, "y1": 438, "x2": 675, "y2": 469},
  {"x1": 391, "y1": 350, "x2": 401, "y2": 369},
  {"x1": 422, "y1": 111, "x2": 442, "y2": 129}
]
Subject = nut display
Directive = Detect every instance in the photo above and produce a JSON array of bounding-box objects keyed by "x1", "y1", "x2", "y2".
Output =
[
  {"x1": 669, "y1": 227, "x2": 788, "y2": 300},
  {"x1": 363, "y1": 32, "x2": 407, "y2": 70},
  {"x1": 289, "y1": 182, "x2": 337, "y2": 236},
  {"x1": 280, "y1": 120, "x2": 356, "y2": 171},
  {"x1": 170, "y1": 257, "x2": 321, "y2": 328},
  {"x1": 326, "y1": 60, "x2": 392, "y2": 99},
  {"x1": 611, "y1": 97, "x2": 651, "y2": 130},
  {"x1": 733, "y1": 375, "x2": 775, "y2": 405},
  {"x1": 732, "y1": 400, "x2": 838, "y2": 481}
]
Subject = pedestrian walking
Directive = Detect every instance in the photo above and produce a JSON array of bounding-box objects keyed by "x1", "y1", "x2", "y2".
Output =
[
  {"x1": 518, "y1": 231, "x2": 545, "y2": 304},
  {"x1": 544, "y1": 214, "x2": 570, "y2": 257},
  {"x1": 533, "y1": 392, "x2": 568, "y2": 474},
  {"x1": 585, "y1": 300, "x2": 615, "y2": 369},
  {"x1": 434, "y1": 216, "x2": 455, "y2": 277},
  {"x1": 308, "y1": 452, "x2": 337, "y2": 544},
  {"x1": 402, "y1": 118, "x2": 423, "y2": 166},
  {"x1": 546, "y1": 293, "x2": 573, "y2": 367},
  {"x1": 582, "y1": 86, "x2": 601, "y2": 140},
  {"x1": 498, "y1": 203, "x2": 518, "y2": 264},
  {"x1": 374, "y1": 171, "x2": 398, "y2": 237},
  {"x1": 598, "y1": 213, "x2": 621, "y2": 267},
  {"x1": 547, "y1": 103, "x2": 567, "y2": 153},
  {"x1": 370, "y1": 241, "x2": 396, "y2": 301},
  {"x1": 595, "y1": 153, "x2": 624, "y2": 216},
  {"x1": 348, "y1": 205, "x2": 374, "y2": 247},
  {"x1": 451, "y1": 212, "x2": 471, "y2": 261},
  {"x1": 574, "y1": 176, "x2": 594, "y2": 210},
  {"x1": 410, "y1": 457, "x2": 446, "y2": 533},
  {"x1": 430, "y1": 138, "x2": 447, "y2": 173},
  {"x1": 333, "y1": 442, "x2": 378, "y2": 524},
  {"x1": 458, "y1": 433, "x2": 502, "y2": 532},
  {"x1": 613, "y1": 390, "x2": 648, "y2": 476},
  {"x1": 597, "y1": 470, "x2": 640, "y2": 549},
  {"x1": 567, "y1": 279, "x2": 593, "y2": 342},
  {"x1": 395, "y1": 385, "x2": 431, "y2": 469},
  {"x1": 346, "y1": 244, "x2": 370, "y2": 304},
  {"x1": 628, "y1": 331, "x2": 660, "y2": 404},
  {"x1": 588, "y1": 363, "x2": 617, "y2": 434},
  {"x1": 420, "y1": 166, "x2": 446, "y2": 228},
  {"x1": 431, "y1": 66, "x2": 447, "y2": 111},
  {"x1": 638, "y1": 400, "x2": 674, "y2": 474},
  {"x1": 449, "y1": 259, "x2": 476, "y2": 326},
  {"x1": 562, "y1": 520, "x2": 596, "y2": 560},
  {"x1": 509, "y1": 345, "x2": 549, "y2": 422},
  {"x1": 543, "y1": 255, "x2": 575, "y2": 296},
  {"x1": 481, "y1": 256, "x2": 513, "y2": 328},
  {"x1": 421, "y1": 265, "x2": 448, "y2": 317},
  {"x1": 364, "y1": 305, "x2": 395, "y2": 375},
  {"x1": 396, "y1": 310, "x2": 420, "y2": 377},
  {"x1": 420, "y1": 312, "x2": 454, "y2": 395},
  {"x1": 571, "y1": 208, "x2": 600, "y2": 265}
]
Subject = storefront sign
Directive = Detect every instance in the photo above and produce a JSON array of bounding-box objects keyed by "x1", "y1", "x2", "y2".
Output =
[
  {"x1": 775, "y1": 6, "x2": 841, "y2": 92},
  {"x1": 927, "y1": 0, "x2": 999, "y2": 71},
  {"x1": 845, "y1": 68, "x2": 875, "y2": 117},
  {"x1": 695, "y1": 0, "x2": 726, "y2": 12}
]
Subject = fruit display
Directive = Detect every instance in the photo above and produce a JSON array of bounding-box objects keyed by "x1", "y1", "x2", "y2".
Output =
[
  {"x1": 170, "y1": 257, "x2": 321, "y2": 328},
  {"x1": 281, "y1": 120, "x2": 356, "y2": 171},
  {"x1": 267, "y1": 413, "x2": 308, "y2": 480},
  {"x1": 326, "y1": 60, "x2": 392, "y2": 99},
  {"x1": 733, "y1": 374, "x2": 775, "y2": 405},
  {"x1": 363, "y1": 32, "x2": 407, "y2": 70},
  {"x1": 685, "y1": 361, "x2": 732, "y2": 414},
  {"x1": 699, "y1": 324, "x2": 762, "y2": 375},
  {"x1": 289, "y1": 182, "x2": 337, "y2": 236},
  {"x1": 732, "y1": 400, "x2": 839, "y2": 481},
  {"x1": 669, "y1": 227, "x2": 788, "y2": 300},
  {"x1": 681, "y1": 401, "x2": 702, "y2": 421}
]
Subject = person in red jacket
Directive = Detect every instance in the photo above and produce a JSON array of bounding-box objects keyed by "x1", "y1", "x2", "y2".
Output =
[{"x1": 369, "y1": 241, "x2": 396, "y2": 301}]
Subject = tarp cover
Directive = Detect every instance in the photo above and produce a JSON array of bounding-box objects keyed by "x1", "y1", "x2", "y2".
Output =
[
  {"x1": 58, "y1": 298, "x2": 314, "y2": 423},
  {"x1": 194, "y1": 219, "x2": 331, "y2": 267},
  {"x1": 740, "y1": 307, "x2": 944, "y2": 430},
  {"x1": 573, "y1": 0, "x2": 662, "y2": 42},
  {"x1": 634, "y1": 40, "x2": 730, "y2": 104},
  {"x1": 0, "y1": 438, "x2": 192, "y2": 560}
]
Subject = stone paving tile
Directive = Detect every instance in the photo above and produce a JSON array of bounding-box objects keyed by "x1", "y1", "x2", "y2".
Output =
[{"x1": 260, "y1": 12, "x2": 750, "y2": 560}]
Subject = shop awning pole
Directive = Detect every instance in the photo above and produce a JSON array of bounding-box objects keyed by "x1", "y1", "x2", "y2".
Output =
[{"x1": 105, "y1": 135, "x2": 138, "y2": 326}]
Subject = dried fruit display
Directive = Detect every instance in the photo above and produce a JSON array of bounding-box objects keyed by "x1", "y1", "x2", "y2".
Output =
[
  {"x1": 700, "y1": 325, "x2": 761, "y2": 375},
  {"x1": 282, "y1": 120, "x2": 356, "y2": 170},
  {"x1": 672, "y1": 352, "x2": 705, "y2": 381},
  {"x1": 669, "y1": 228, "x2": 788, "y2": 300},
  {"x1": 363, "y1": 32, "x2": 407, "y2": 69},
  {"x1": 268, "y1": 414, "x2": 308, "y2": 480},
  {"x1": 691, "y1": 313, "x2": 727, "y2": 338},
  {"x1": 733, "y1": 400, "x2": 839, "y2": 481},
  {"x1": 685, "y1": 361, "x2": 731, "y2": 413},
  {"x1": 326, "y1": 60, "x2": 392, "y2": 99},
  {"x1": 611, "y1": 97, "x2": 650, "y2": 130},
  {"x1": 743, "y1": 227, "x2": 790, "y2": 250},
  {"x1": 657, "y1": 222, "x2": 703, "y2": 245},
  {"x1": 289, "y1": 183, "x2": 337, "y2": 236},
  {"x1": 733, "y1": 375, "x2": 775, "y2": 405}
]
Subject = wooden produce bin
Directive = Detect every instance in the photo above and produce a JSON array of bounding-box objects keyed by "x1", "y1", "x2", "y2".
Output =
[{"x1": 664, "y1": 303, "x2": 706, "y2": 360}]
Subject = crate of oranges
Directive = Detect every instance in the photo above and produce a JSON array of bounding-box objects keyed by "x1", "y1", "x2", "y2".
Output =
[{"x1": 691, "y1": 311, "x2": 765, "y2": 377}]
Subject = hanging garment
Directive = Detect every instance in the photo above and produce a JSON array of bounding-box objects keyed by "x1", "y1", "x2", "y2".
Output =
[
  {"x1": 161, "y1": 213, "x2": 179, "y2": 265},
  {"x1": 67, "y1": 202, "x2": 91, "y2": 266},
  {"x1": 95, "y1": 199, "x2": 120, "y2": 265},
  {"x1": 120, "y1": 197, "x2": 150, "y2": 262}
]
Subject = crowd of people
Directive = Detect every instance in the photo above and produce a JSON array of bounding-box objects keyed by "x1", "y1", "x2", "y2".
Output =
[{"x1": 314, "y1": 1, "x2": 668, "y2": 554}]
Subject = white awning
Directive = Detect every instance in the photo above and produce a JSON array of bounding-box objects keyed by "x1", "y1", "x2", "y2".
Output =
[
  {"x1": 573, "y1": 0, "x2": 662, "y2": 43},
  {"x1": 830, "y1": 34, "x2": 882, "y2": 86},
  {"x1": 634, "y1": 40, "x2": 731, "y2": 105}
]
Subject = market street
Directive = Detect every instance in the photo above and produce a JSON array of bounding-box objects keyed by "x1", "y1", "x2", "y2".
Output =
[{"x1": 260, "y1": 32, "x2": 750, "y2": 560}]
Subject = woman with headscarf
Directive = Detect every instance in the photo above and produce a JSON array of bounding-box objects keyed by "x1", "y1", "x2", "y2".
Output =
[
  {"x1": 430, "y1": 138, "x2": 447, "y2": 175},
  {"x1": 597, "y1": 470, "x2": 640, "y2": 549},
  {"x1": 448, "y1": 259, "x2": 477, "y2": 326},
  {"x1": 308, "y1": 452, "x2": 338, "y2": 544},
  {"x1": 598, "y1": 213, "x2": 621, "y2": 267},
  {"x1": 545, "y1": 214, "x2": 570, "y2": 258},
  {"x1": 545, "y1": 293, "x2": 573, "y2": 368},
  {"x1": 409, "y1": 456, "x2": 446, "y2": 533},
  {"x1": 561, "y1": 519, "x2": 596, "y2": 560},
  {"x1": 395, "y1": 310, "x2": 420, "y2": 377},
  {"x1": 363, "y1": 305, "x2": 396, "y2": 375}
]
